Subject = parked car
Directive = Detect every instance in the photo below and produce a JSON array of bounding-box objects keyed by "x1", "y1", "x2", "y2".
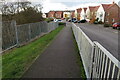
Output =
[
  {"x1": 68, "y1": 19, "x2": 71, "y2": 22},
  {"x1": 74, "y1": 20, "x2": 78, "y2": 23},
  {"x1": 112, "y1": 22, "x2": 120, "y2": 29},
  {"x1": 94, "y1": 21, "x2": 98, "y2": 24},
  {"x1": 78, "y1": 19, "x2": 87, "y2": 23},
  {"x1": 58, "y1": 19, "x2": 62, "y2": 22},
  {"x1": 72, "y1": 18, "x2": 77, "y2": 22},
  {"x1": 77, "y1": 20, "x2": 81, "y2": 23},
  {"x1": 54, "y1": 19, "x2": 58, "y2": 22}
]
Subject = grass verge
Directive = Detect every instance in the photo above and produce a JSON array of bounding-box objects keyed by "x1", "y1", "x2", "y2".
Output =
[
  {"x1": 2, "y1": 25, "x2": 64, "y2": 79},
  {"x1": 72, "y1": 28, "x2": 86, "y2": 79}
]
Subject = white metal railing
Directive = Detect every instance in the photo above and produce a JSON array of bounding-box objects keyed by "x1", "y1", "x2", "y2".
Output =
[
  {"x1": 72, "y1": 23, "x2": 120, "y2": 79},
  {"x1": 92, "y1": 41, "x2": 120, "y2": 79}
]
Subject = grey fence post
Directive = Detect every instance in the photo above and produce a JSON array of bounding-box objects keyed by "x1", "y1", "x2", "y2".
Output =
[
  {"x1": 0, "y1": 12, "x2": 2, "y2": 79},
  {"x1": 28, "y1": 24, "x2": 31, "y2": 40},
  {"x1": 47, "y1": 22, "x2": 49, "y2": 32},
  {"x1": 39, "y1": 22, "x2": 42, "y2": 35},
  {"x1": 0, "y1": 4, "x2": 2, "y2": 54},
  {"x1": 0, "y1": 21, "x2": 2, "y2": 53},
  {"x1": 46, "y1": 22, "x2": 48, "y2": 32},
  {"x1": 14, "y1": 21, "x2": 19, "y2": 46}
]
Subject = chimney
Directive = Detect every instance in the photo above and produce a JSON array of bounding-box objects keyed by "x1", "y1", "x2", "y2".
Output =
[{"x1": 112, "y1": 0, "x2": 115, "y2": 4}]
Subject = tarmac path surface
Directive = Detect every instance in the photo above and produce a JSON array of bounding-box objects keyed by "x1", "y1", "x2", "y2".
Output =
[{"x1": 22, "y1": 24, "x2": 82, "y2": 78}]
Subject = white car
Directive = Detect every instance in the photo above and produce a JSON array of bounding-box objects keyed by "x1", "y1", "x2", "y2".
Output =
[
  {"x1": 58, "y1": 19, "x2": 62, "y2": 22},
  {"x1": 54, "y1": 19, "x2": 58, "y2": 22}
]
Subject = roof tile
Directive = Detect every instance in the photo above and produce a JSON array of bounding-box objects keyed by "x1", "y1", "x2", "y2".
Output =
[
  {"x1": 76, "y1": 8, "x2": 82, "y2": 13},
  {"x1": 101, "y1": 4, "x2": 112, "y2": 11}
]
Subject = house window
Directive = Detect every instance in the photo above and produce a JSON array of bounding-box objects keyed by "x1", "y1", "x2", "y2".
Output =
[
  {"x1": 65, "y1": 14, "x2": 67, "y2": 17},
  {"x1": 112, "y1": 18, "x2": 115, "y2": 22},
  {"x1": 92, "y1": 12, "x2": 93, "y2": 15},
  {"x1": 60, "y1": 14, "x2": 61, "y2": 17},
  {"x1": 106, "y1": 18, "x2": 108, "y2": 22},
  {"x1": 58, "y1": 14, "x2": 60, "y2": 18},
  {"x1": 95, "y1": 12, "x2": 97, "y2": 15},
  {"x1": 100, "y1": 13, "x2": 103, "y2": 17}
]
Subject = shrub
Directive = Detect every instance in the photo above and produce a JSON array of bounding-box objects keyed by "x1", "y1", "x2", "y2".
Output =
[
  {"x1": 45, "y1": 18, "x2": 54, "y2": 23},
  {"x1": 104, "y1": 24, "x2": 112, "y2": 27},
  {"x1": 58, "y1": 22, "x2": 66, "y2": 25},
  {"x1": 2, "y1": 2, "x2": 44, "y2": 25},
  {"x1": 98, "y1": 21, "x2": 103, "y2": 24},
  {"x1": 45, "y1": 18, "x2": 50, "y2": 23},
  {"x1": 66, "y1": 18, "x2": 69, "y2": 21},
  {"x1": 93, "y1": 18, "x2": 99, "y2": 24},
  {"x1": 94, "y1": 21, "x2": 98, "y2": 24}
]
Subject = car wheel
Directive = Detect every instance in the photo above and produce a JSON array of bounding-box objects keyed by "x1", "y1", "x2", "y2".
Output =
[
  {"x1": 113, "y1": 27, "x2": 115, "y2": 29},
  {"x1": 117, "y1": 27, "x2": 120, "y2": 30}
]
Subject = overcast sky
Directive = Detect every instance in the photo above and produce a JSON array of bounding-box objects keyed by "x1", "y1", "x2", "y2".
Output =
[{"x1": 3, "y1": 0, "x2": 120, "y2": 13}]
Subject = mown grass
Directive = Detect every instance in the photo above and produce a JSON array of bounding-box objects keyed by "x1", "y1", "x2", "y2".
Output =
[
  {"x1": 2, "y1": 25, "x2": 64, "y2": 79},
  {"x1": 72, "y1": 28, "x2": 86, "y2": 79}
]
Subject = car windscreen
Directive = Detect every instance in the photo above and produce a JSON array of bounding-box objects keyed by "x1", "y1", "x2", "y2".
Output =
[
  {"x1": 113, "y1": 23, "x2": 117, "y2": 25},
  {"x1": 118, "y1": 23, "x2": 120, "y2": 25}
]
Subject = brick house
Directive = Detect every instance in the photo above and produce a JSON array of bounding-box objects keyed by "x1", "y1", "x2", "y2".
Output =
[
  {"x1": 86, "y1": 6, "x2": 96, "y2": 21},
  {"x1": 75, "y1": 8, "x2": 82, "y2": 20},
  {"x1": 71, "y1": 11, "x2": 75, "y2": 18},
  {"x1": 90, "y1": 6, "x2": 100, "y2": 23},
  {"x1": 55, "y1": 11, "x2": 63, "y2": 19},
  {"x1": 96, "y1": 4, "x2": 112, "y2": 22},
  {"x1": 105, "y1": 3, "x2": 120, "y2": 24},
  {"x1": 93, "y1": 6, "x2": 100, "y2": 18},
  {"x1": 48, "y1": 10, "x2": 74, "y2": 19},
  {"x1": 63, "y1": 10, "x2": 74, "y2": 19},
  {"x1": 81, "y1": 8, "x2": 87, "y2": 20},
  {"x1": 48, "y1": 11, "x2": 56, "y2": 18}
]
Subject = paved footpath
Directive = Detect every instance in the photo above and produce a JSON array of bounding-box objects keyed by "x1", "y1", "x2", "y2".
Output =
[{"x1": 22, "y1": 23, "x2": 81, "y2": 78}]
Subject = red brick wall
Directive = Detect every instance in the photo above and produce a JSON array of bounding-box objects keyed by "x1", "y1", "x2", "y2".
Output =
[
  {"x1": 48, "y1": 11, "x2": 55, "y2": 18},
  {"x1": 71, "y1": 11, "x2": 75, "y2": 18},
  {"x1": 55, "y1": 12, "x2": 63, "y2": 19},
  {"x1": 105, "y1": 4, "x2": 120, "y2": 24},
  {"x1": 76, "y1": 8, "x2": 82, "y2": 20},
  {"x1": 48, "y1": 11, "x2": 63, "y2": 18}
]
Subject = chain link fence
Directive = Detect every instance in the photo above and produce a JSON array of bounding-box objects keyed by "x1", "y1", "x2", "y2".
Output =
[{"x1": 2, "y1": 21, "x2": 58, "y2": 51}]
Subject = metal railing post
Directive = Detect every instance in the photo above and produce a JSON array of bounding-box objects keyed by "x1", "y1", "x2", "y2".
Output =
[{"x1": 90, "y1": 43, "x2": 95, "y2": 79}]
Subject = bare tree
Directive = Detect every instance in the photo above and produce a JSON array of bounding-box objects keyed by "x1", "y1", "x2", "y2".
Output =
[
  {"x1": 8, "y1": 3, "x2": 16, "y2": 14},
  {"x1": 34, "y1": 4, "x2": 43, "y2": 13},
  {"x1": 1, "y1": 4, "x2": 8, "y2": 15},
  {"x1": 14, "y1": 0, "x2": 31, "y2": 13},
  {"x1": 19, "y1": 1, "x2": 31, "y2": 11},
  {"x1": 2, "y1": 0, "x2": 44, "y2": 22}
]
